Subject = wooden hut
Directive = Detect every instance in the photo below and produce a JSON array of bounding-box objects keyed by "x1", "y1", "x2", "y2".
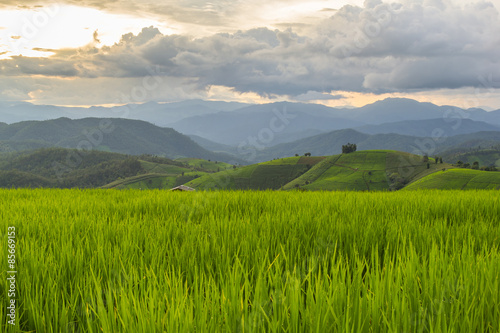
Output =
[{"x1": 170, "y1": 185, "x2": 196, "y2": 191}]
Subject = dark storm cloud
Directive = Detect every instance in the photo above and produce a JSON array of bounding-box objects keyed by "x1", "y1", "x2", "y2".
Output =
[{"x1": 1, "y1": 1, "x2": 499, "y2": 97}]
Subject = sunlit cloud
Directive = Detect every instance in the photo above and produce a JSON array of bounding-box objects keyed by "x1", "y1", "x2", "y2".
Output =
[
  {"x1": 307, "y1": 88, "x2": 500, "y2": 111},
  {"x1": 0, "y1": 4, "x2": 172, "y2": 59},
  {"x1": 0, "y1": 0, "x2": 499, "y2": 108}
]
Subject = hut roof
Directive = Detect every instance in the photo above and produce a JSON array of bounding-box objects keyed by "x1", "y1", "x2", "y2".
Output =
[{"x1": 170, "y1": 185, "x2": 196, "y2": 191}]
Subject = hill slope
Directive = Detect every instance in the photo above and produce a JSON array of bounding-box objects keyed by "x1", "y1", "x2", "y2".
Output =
[
  {"x1": 0, "y1": 117, "x2": 243, "y2": 163},
  {"x1": 440, "y1": 147, "x2": 500, "y2": 167},
  {"x1": 251, "y1": 129, "x2": 422, "y2": 162},
  {"x1": 0, "y1": 148, "x2": 143, "y2": 188},
  {"x1": 405, "y1": 169, "x2": 500, "y2": 190},
  {"x1": 283, "y1": 150, "x2": 451, "y2": 191},
  {"x1": 186, "y1": 156, "x2": 325, "y2": 190},
  {"x1": 185, "y1": 150, "x2": 454, "y2": 191},
  {"x1": 251, "y1": 128, "x2": 500, "y2": 163},
  {"x1": 0, "y1": 148, "x2": 219, "y2": 189}
]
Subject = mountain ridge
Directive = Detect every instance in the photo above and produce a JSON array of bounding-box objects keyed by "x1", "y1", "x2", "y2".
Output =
[{"x1": 0, "y1": 117, "x2": 244, "y2": 164}]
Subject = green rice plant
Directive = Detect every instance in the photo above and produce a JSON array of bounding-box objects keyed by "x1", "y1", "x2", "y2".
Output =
[{"x1": 0, "y1": 189, "x2": 499, "y2": 332}]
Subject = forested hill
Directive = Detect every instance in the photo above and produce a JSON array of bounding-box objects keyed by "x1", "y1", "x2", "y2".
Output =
[
  {"x1": 0, "y1": 117, "x2": 243, "y2": 164},
  {"x1": 0, "y1": 148, "x2": 222, "y2": 188}
]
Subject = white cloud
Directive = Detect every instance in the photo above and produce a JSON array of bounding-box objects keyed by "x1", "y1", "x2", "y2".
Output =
[{"x1": 0, "y1": 0, "x2": 499, "y2": 107}]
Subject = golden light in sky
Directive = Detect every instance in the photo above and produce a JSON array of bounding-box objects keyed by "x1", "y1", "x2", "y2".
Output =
[
  {"x1": 0, "y1": 5, "x2": 172, "y2": 59},
  {"x1": 0, "y1": 0, "x2": 499, "y2": 108}
]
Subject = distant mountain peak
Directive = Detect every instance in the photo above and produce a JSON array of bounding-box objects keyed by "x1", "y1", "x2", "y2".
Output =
[{"x1": 371, "y1": 97, "x2": 427, "y2": 106}]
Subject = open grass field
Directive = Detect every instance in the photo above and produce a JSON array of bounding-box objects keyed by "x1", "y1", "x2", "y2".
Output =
[
  {"x1": 1, "y1": 189, "x2": 499, "y2": 332},
  {"x1": 405, "y1": 169, "x2": 500, "y2": 190}
]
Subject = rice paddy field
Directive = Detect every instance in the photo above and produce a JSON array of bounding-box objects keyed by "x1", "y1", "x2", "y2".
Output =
[{"x1": 1, "y1": 189, "x2": 499, "y2": 332}]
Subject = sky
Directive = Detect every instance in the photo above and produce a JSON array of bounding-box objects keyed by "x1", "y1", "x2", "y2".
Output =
[{"x1": 0, "y1": 0, "x2": 499, "y2": 109}]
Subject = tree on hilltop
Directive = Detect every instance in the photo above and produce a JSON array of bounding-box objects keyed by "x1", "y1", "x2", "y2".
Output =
[{"x1": 342, "y1": 143, "x2": 357, "y2": 154}]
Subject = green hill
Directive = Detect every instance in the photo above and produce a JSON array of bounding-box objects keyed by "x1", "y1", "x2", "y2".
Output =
[
  {"x1": 101, "y1": 157, "x2": 238, "y2": 189},
  {"x1": 176, "y1": 158, "x2": 234, "y2": 172},
  {"x1": 404, "y1": 169, "x2": 500, "y2": 190},
  {"x1": 251, "y1": 128, "x2": 500, "y2": 163},
  {"x1": 0, "y1": 117, "x2": 244, "y2": 164},
  {"x1": 101, "y1": 164, "x2": 209, "y2": 189},
  {"x1": 0, "y1": 148, "x2": 144, "y2": 188},
  {"x1": 185, "y1": 150, "x2": 455, "y2": 191},
  {"x1": 441, "y1": 148, "x2": 500, "y2": 168},
  {"x1": 102, "y1": 173, "x2": 175, "y2": 189},
  {"x1": 0, "y1": 148, "x2": 213, "y2": 189},
  {"x1": 0, "y1": 148, "x2": 130, "y2": 178},
  {"x1": 0, "y1": 140, "x2": 50, "y2": 153},
  {"x1": 283, "y1": 150, "x2": 452, "y2": 191},
  {"x1": 4, "y1": 148, "x2": 498, "y2": 191},
  {"x1": 185, "y1": 156, "x2": 325, "y2": 190},
  {"x1": 0, "y1": 170, "x2": 55, "y2": 188},
  {"x1": 102, "y1": 157, "x2": 234, "y2": 189}
]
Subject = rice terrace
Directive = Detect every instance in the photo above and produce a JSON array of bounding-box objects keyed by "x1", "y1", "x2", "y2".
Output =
[
  {"x1": 1, "y1": 128, "x2": 500, "y2": 333},
  {"x1": 1, "y1": 177, "x2": 500, "y2": 331}
]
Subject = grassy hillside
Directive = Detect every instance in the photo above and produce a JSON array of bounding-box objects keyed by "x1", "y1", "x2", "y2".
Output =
[
  {"x1": 102, "y1": 173, "x2": 178, "y2": 189},
  {"x1": 405, "y1": 168, "x2": 500, "y2": 190},
  {"x1": 3, "y1": 148, "x2": 497, "y2": 191},
  {"x1": 0, "y1": 148, "x2": 144, "y2": 188},
  {"x1": 0, "y1": 148, "x2": 130, "y2": 178},
  {"x1": 176, "y1": 158, "x2": 234, "y2": 172},
  {"x1": 252, "y1": 129, "x2": 423, "y2": 162},
  {"x1": 0, "y1": 148, "x2": 211, "y2": 189},
  {"x1": 254, "y1": 129, "x2": 369, "y2": 162},
  {"x1": 284, "y1": 152, "x2": 387, "y2": 191},
  {"x1": 283, "y1": 150, "x2": 451, "y2": 191},
  {"x1": 185, "y1": 150, "x2": 454, "y2": 191},
  {"x1": 0, "y1": 140, "x2": 50, "y2": 153},
  {"x1": 102, "y1": 169, "x2": 208, "y2": 190},
  {"x1": 252, "y1": 128, "x2": 500, "y2": 163},
  {"x1": 0, "y1": 170, "x2": 54, "y2": 188},
  {"x1": 186, "y1": 156, "x2": 325, "y2": 190},
  {"x1": 441, "y1": 148, "x2": 500, "y2": 167},
  {"x1": 102, "y1": 157, "x2": 233, "y2": 189}
]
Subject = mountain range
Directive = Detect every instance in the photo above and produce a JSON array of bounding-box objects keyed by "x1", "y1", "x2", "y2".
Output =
[
  {"x1": 0, "y1": 100, "x2": 248, "y2": 125},
  {"x1": 166, "y1": 98, "x2": 500, "y2": 146},
  {"x1": 248, "y1": 129, "x2": 500, "y2": 163},
  {"x1": 1, "y1": 98, "x2": 500, "y2": 165},
  {"x1": 0, "y1": 117, "x2": 243, "y2": 164}
]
